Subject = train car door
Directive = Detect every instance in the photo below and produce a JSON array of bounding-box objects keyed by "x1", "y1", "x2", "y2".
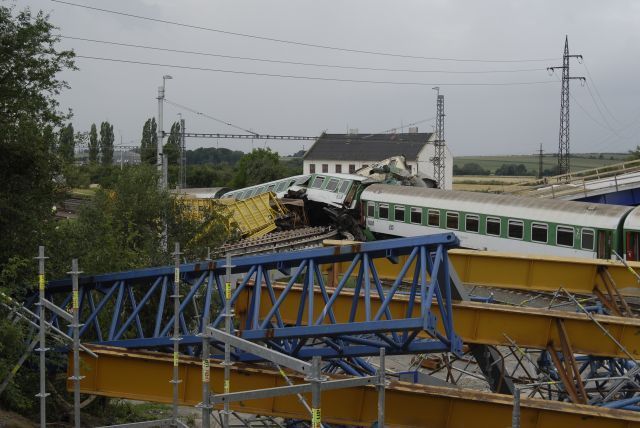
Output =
[
  {"x1": 597, "y1": 230, "x2": 612, "y2": 259},
  {"x1": 626, "y1": 231, "x2": 640, "y2": 261}
]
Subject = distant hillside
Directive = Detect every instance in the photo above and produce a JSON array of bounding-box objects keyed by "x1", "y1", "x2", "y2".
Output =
[{"x1": 454, "y1": 153, "x2": 627, "y2": 175}]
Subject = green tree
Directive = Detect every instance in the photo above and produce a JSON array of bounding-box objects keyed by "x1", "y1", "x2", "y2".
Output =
[
  {"x1": 0, "y1": 3, "x2": 74, "y2": 416},
  {"x1": 88, "y1": 123, "x2": 99, "y2": 163},
  {"x1": 164, "y1": 121, "x2": 181, "y2": 165},
  {"x1": 100, "y1": 121, "x2": 114, "y2": 165},
  {"x1": 140, "y1": 117, "x2": 157, "y2": 165},
  {"x1": 233, "y1": 148, "x2": 285, "y2": 188},
  {"x1": 58, "y1": 122, "x2": 75, "y2": 163}
]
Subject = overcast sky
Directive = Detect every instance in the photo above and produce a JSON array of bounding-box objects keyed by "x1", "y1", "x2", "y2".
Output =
[{"x1": 13, "y1": 0, "x2": 640, "y2": 156}]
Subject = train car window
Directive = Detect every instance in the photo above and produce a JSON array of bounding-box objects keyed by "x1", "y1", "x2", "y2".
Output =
[
  {"x1": 581, "y1": 229, "x2": 595, "y2": 251},
  {"x1": 531, "y1": 223, "x2": 548, "y2": 243},
  {"x1": 325, "y1": 178, "x2": 339, "y2": 192},
  {"x1": 557, "y1": 226, "x2": 574, "y2": 247},
  {"x1": 266, "y1": 184, "x2": 276, "y2": 193},
  {"x1": 465, "y1": 214, "x2": 479, "y2": 233},
  {"x1": 486, "y1": 217, "x2": 501, "y2": 236},
  {"x1": 508, "y1": 220, "x2": 524, "y2": 239},
  {"x1": 276, "y1": 182, "x2": 288, "y2": 192},
  {"x1": 394, "y1": 205, "x2": 405, "y2": 222},
  {"x1": 367, "y1": 202, "x2": 375, "y2": 217},
  {"x1": 338, "y1": 180, "x2": 350, "y2": 194},
  {"x1": 446, "y1": 212, "x2": 459, "y2": 230},
  {"x1": 246, "y1": 189, "x2": 256, "y2": 198},
  {"x1": 379, "y1": 203, "x2": 389, "y2": 220},
  {"x1": 411, "y1": 207, "x2": 422, "y2": 224},
  {"x1": 428, "y1": 209, "x2": 440, "y2": 227},
  {"x1": 310, "y1": 176, "x2": 325, "y2": 189}
]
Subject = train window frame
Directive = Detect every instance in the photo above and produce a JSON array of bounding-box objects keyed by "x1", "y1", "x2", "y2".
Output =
[
  {"x1": 367, "y1": 201, "x2": 375, "y2": 217},
  {"x1": 325, "y1": 178, "x2": 340, "y2": 192},
  {"x1": 446, "y1": 212, "x2": 459, "y2": 230},
  {"x1": 428, "y1": 209, "x2": 440, "y2": 227},
  {"x1": 378, "y1": 203, "x2": 389, "y2": 220},
  {"x1": 394, "y1": 205, "x2": 405, "y2": 222},
  {"x1": 246, "y1": 189, "x2": 256, "y2": 198},
  {"x1": 465, "y1": 214, "x2": 479, "y2": 233},
  {"x1": 266, "y1": 184, "x2": 276, "y2": 193},
  {"x1": 410, "y1": 207, "x2": 422, "y2": 224},
  {"x1": 531, "y1": 222, "x2": 548, "y2": 243},
  {"x1": 581, "y1": 228, "x2": 595, "y2": 251},
  {"x1": 310, "y1": 176, "x2": 325, "y2": 189},
  {"x1": 338, "y1": 180, "x2": 350, "y2": 194},
  {"x1": 508, "y1": 219, "x2": 524, "y2": 240},
  {"x1": 276, "y1": 182, "x2": 288, "y2": 192},
  {"x1": 486, "y1": 217, "x2": 501, "y2": 236},
  {"x1": 556, "y1": 226, "x2": 574, "y2": 247}
]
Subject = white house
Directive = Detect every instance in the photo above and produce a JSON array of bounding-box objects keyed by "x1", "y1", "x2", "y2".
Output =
[{"x1": 302, "y1": 131, "x2": 453, "y2": 190}]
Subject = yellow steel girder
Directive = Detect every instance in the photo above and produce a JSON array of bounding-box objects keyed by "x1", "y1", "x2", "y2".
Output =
[
  {"x1": 322, "y1": 248, "x2": 640, "y2": 296},
  {"x1": 70, "y1": 347, "x2": 640, "y2": 428},
  {"x1": 235, "y1": 284, "x2": 640, "y2": 359}
]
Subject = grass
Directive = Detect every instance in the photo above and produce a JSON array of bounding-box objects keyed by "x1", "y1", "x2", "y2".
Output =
[{"x1": 454, "y1": 153, "x2": 627, "y2": 174}]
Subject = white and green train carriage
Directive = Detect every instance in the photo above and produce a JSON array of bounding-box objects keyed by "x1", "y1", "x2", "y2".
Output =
[{"x1": 360, "y1": 184, "x2": 638, "y2": 260}]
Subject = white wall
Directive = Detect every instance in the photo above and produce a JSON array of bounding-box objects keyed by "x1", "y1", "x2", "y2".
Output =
[{"x1": 303, "y1": 159, "x2": 377, "y2": 175}]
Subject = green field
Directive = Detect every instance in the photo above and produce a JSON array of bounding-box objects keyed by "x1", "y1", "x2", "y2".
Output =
[{"x1": 454, "y1": 153, "x2": 628, "y2": 174}]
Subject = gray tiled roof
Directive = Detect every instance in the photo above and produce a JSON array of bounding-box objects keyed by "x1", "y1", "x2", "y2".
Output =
[{"x1": 303, "y1": 133, "x2": 433, "y2": 161}]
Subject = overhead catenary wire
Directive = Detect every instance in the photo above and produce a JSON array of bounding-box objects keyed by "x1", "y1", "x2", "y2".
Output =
[
  {"x1": 60, "y1": 35, "x2": 549, "y2": 75},
  {"x1": 51, "y1": 0, "x2": 557, "y2": 63},
  {"x1": 164, "y1": 99, "x2": 258, "y2": 136},
  {"x1": 583, "y1": 61, "x2": 622, "y2": 125},
  {"x1": 74, "y1": 55, "x2": 558, "y2": 87}
]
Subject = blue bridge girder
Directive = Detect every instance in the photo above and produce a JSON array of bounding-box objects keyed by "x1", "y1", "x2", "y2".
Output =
[{"x1": 36, "y1": 233, "x2": 463, "y2": 365}]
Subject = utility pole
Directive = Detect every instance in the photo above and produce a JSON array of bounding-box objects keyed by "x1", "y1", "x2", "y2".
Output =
[
  {"x1": 538, "y1": 144, "x2": 544, "y2": 179},
  {"x1": 432, "y1": 87, "x2": 446, "y2": 189},
  {"x1": 548, "y1": 36, "x2": 584, "y2": 176},
  {"x1": 157, "y1": 75, "x2": 172, "y2": 189}
]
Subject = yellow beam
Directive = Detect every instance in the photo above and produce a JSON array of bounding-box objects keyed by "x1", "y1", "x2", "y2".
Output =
[
  {"x1": 323, "y1": 248, "x2": 640, "y2": 296},
  {"x1": 71, "y1": 347, "x2": 640, "y2": 428},
  {"x1": 236, "y1": 284, "x2": 640, "y2": 359}
]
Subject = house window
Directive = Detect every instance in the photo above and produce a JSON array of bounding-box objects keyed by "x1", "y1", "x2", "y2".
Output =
[
  {"x1": 309, "y1": 163, "x2": 315, "y2": 174},
  {"x1": 428, "y1": 209, "x2": 440, "y2": 227},
  {"x1": 531, "y1": 223, "x2": 547, "y2": 243},
  {"x1": 465, "y1": 214, "x2": 479, "y2": 233},
  {"x1": 486, "y1": 217, "x2": 501, "y2": 236},
  {"x1": 410, "y1": 207, "x2": 422, "y2": 224},
  {"x1": 508, "y1": 220, "x2": 524, "y2": 240},
  {"x1": 582, "y1": 229, "x2": 595, "y2": 251},
  {"x1": 557, "y1": 226, "x2": 574, "y2": 247},
  {"x1": 349, "y1": 164, "x2": 356, "y2": 173},
  {"x1": 322, "y1": 164, "x2": 328, "y2": 173},
  {"x1": 407, "y1": 165, "x2": 412, "y2": 173},
  {"x1": 335, "y1": 164, "x2": 342, "y2": 173},
  {"x1": 394, "y1": 205, "x2": 405, "y2": 222},
  {"x1": 378, "y1": 203, "x2": 389, "y2": 219},
  {"x1": 446, "y1": 212, "x2": 459, "y2": 230}
]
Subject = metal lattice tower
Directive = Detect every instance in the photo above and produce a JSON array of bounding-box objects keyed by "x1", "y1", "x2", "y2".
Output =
[
  {"x1": 548, "y1": 36, "x2": 584, "y2": 176},
  {"x1": 433, "y1": 87, "x2": 446, "y2": 188}
]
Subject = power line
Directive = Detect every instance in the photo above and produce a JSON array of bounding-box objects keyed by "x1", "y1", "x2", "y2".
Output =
[
  {"x1": 163, "y1": 99, "x2": 258, "y2": 135},
  {"x1": 74, "y1": 55, "x2": 558, "y2": 87},
  {"x1": 60, "y1": 35, "x2": 548, "y2": 74},
  {"x1": 582, "y1": 61, "x2": 622, "y2": 125},
  {"x1": 362, "y1": 116, "x2": 436, "y2": 139},
  {"x1": 52, "y1": 0, "x2": 557, "y2": 63}
]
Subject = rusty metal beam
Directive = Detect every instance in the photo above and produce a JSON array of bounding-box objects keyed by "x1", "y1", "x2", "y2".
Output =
[
  {"x1": 236, "y1": 284, "x2": 640, "y2": 359},
  {"x1": 70, "y1": 347, "x2": 640, "y2": 428},
  {"x1": 324, "y1": 248, "x2": 640, "y2": 296}
]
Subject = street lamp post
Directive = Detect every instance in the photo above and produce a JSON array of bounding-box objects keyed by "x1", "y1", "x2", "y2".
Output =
[{"x1": 157, "y1": 75, "x2": 172, "y2": 189}]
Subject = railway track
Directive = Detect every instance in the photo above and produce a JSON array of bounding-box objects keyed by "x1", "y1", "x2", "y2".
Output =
[{"x1": 216, "y1": 226, "x2": 338, "y2": 258}]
